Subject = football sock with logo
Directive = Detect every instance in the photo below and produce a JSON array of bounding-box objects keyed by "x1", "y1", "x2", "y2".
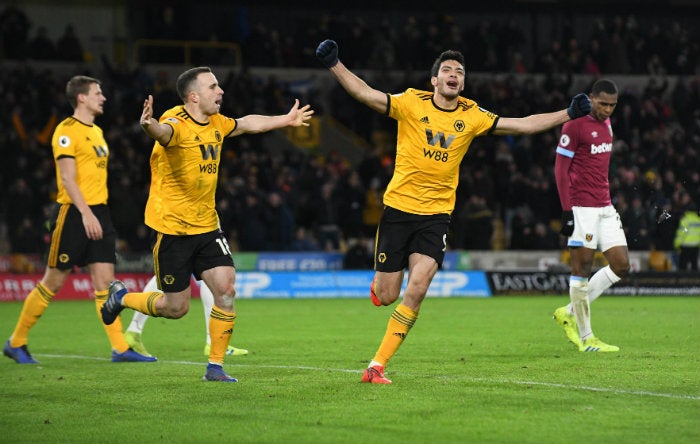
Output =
[
  {"x1": 95, "y1": 290, "x2": 129, "y2": 353},
  {"x1": 10, "y1": 282, "x2": 54, "y2": 347},
  {"x1": 570, "y1": 277, "x2": 593, "y2": 341},
  {"x1": 372, "y1": 303, "x2": 418, "y2": 366},
  {"x1": 208, "y1": 306, "x2": 236, "y2": 365},
  {"x1": 123, "y1": 291, "x2": 164, "y2": 317}
]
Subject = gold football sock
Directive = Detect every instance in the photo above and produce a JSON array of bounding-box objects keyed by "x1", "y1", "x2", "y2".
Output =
[
  {"x1": 373, "y1": 303, "x2": 418, "y2": 366},
  {"x1": 95, "y1": 290, "x2": 129, "y2": 353},
  {"x1": 208, "y1": 306, "x2": 236, "y2": 365},
  {"x1": 123, "y1": 291, "x2": 163, "y2": 317},
  {"x1": 10, "y1": 282, "x2": 54, "y2": 347}
]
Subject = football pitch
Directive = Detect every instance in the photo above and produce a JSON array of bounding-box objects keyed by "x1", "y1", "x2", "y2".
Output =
[{"x1": 1, "y1": 296, "x2": 698, "y2": 443}]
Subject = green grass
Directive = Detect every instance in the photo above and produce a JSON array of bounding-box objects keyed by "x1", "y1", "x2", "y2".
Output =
[{"x1": 1, "y1": 296, "x2": 698, "y2": 443}]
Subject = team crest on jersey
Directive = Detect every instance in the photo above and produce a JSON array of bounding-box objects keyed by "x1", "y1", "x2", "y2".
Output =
[
  {"x1": 454, "y1": 120, "x2": 465, "y2": 132},
  {"x1": 166, "y1": 117, "x2": 178, "y2": 124},
  {"x1": 59, "y1": 253, "x2": 69, "y2": 263},
  {"x1": 58, "y1": 135, "x2": 71, "y2": 148},
  {"x1": 164, "y1": 275, "x2": 175, "y2": 285},
  {"x1": 559, "y1": 134, "x2": 570, "y2": 147},
  {"x1": 378, "y1": 252, "x2": 387, "y2": 263},
  {"x1": 215, "y1": 130, "x2": 221, "y2": 142},
  {"x1": 585, "y1": 234, "x2": 593, "y2": 242},
  {"x1": 591, "y1": 131, "x2": 598, "y2": 138}
]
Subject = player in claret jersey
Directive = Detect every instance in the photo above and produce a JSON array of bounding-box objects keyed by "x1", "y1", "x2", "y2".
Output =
[{"x1": 553, "y1": 79, "x2": 628, "y2": 353}]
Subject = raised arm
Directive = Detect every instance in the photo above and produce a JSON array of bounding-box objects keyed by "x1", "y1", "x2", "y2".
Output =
[
  {"x1": 230, "y1": 99, "x2": 314, "y2": 137},
  {"x1": 140, "y1": 95, "x2": 173, "y2": 146},
  {"x1": 316, "y1": 39, "x2": 388, "y2": 114},
  {"x1": 491, "y1": 93, "x2": 591, "y2": 136}
]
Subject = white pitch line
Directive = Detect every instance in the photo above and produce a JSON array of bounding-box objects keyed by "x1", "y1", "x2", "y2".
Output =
[
  {"x1": 469, "y1": 377, "x2": 700, "y2": 401},
  {"x1": 34, "y1": 353, "x2": 700, "y2": 401}
]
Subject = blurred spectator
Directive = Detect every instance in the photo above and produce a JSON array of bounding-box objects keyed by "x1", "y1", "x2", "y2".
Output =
[
  {"x1": 5, "y1": 178, "x2": 39, "y2": 247},
  {"x1": 521, "y1": 222, "x2": 561, "y2": 250},
  {"x1": 454, "y1": 194, "x2": 494, "y2": 250},
  {"x1": 10, "y1": 217, "x2": 44, "y2": 254},
  {"x1": 313, "y1": 182, "x2": 341, "y2": 251},
  {"x1": 27, "y1": 26, "x2": 56, "y2": 60},
  {"x1": 56, "y1": 24, "x2": 83, "y2": 62},
  {"x1": 509, "y1": 206, "x2": 535, "y2": 250},
  {"x1": 622, "y1": 195, "x2": 653, "y2": 250},
  {"x1": 237, "y1": 192, "x2": 268, "y2": 251},
  {"x1": 674, "y1": 203, "x2": 700, "y2": 271},
  {"x1": 337, "y1": 171, "x2": 366, "y2": 239},
  {"x1": 264, "y1": 191, "x2": 295, "y2": 251},
  {"x1": 0, "y1": 4, "x2": 30, "y2": 59},
  {"x1": 362, "y1": 178, "x2": 384, "y2": 238},
  {"x1": 652, "y1": 198, "x2": 678, "y2": 251},
  {"x1": 343, "y1": 237, "x2": 373, "y2": 269},
  {"x1": 289, "y1": 226, "x2": 320, "y2": 251}
]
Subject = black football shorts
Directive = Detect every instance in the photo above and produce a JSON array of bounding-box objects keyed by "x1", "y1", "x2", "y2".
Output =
[{"x1": 373, "y1": 206, "x2": 450, "y2": 272}]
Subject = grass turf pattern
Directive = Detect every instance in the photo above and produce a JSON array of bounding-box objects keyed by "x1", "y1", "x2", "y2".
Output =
[{"x1": 1, "y1": 296, "x2": 698, "y2": 443}]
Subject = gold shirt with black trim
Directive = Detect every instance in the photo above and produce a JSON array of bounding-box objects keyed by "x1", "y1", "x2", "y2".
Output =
[
  {"x1": 384, "y1": 88, "x2": 498, "y2": 215},
  {"x1": 145, "y1": 106, "x2": 236, "y2": 235}
]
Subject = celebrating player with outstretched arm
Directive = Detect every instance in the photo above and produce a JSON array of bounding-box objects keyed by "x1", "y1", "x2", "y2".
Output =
[
  {"x1": 316, "y1": 39, "x2": 591, "y2": 384},
  {"x1": 101, "y1": 66, "x2": 312, "y2": 382}
]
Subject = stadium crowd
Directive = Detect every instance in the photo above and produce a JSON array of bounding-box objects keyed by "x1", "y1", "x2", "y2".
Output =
[{"x1": 1, "y1": 4, "x2": 698, "y2": 259}]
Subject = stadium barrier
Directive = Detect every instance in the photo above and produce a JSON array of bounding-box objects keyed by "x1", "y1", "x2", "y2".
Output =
[
  {"x1": 0, "y1": 271, "x2": 491, "y2": 301},
  {"x1": 486, "y1": 271, "x2": 700, "y2": 296},
  {"x1": 1, "y1": 251, "x2": 697, "y2": 301}
]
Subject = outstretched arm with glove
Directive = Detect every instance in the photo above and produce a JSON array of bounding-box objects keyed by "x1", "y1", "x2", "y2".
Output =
[{"x1": 316, "y1": 39, "x2": 388, "y2": 114}]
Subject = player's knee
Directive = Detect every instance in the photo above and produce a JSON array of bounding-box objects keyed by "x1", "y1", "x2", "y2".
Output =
[
  {"x1": 611, "y1": 260, "x2": 630, "y2": 277},
  {"x1": 375, "y1": 286, "x2": 399, "y2": 305},
  {"x1": 610, "y1": 257, "x2": 630, "y2": 277},
  {"x1": 379, "y1": 296, "x2": 397, "y2": 306},
  {"x1": 171, "y1": 307, "x2": 189, "y2": 319},
  {"x1": 164, "y1": 299, "x2": 190, "y2": 319}
]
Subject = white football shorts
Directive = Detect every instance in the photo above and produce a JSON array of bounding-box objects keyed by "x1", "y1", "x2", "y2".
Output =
[{"x1": 568, "y1": 205, "x2": 628, "y2": 252}]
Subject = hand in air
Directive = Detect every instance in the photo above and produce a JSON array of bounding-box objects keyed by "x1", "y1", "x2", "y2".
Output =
[
  {"x1": 288, "y1": 99, "x2": 314, "y2": 127},
  {"x1": 316, "y1": 39, "x2": 339, "y2": 68},
  {"x1": 140, "y1": 95, "x2": 154, "y2": 127}
]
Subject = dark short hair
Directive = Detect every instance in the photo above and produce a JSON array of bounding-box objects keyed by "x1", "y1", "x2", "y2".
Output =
[
  {"x1": 176, "y1": 66, "x2": 212, "y2": 101},
  {"x1": 591, "y1": 79, "x2": 618, "y2": 96},
  {"x1": 430, "y1": 50, "x2": 465, "y2": 77},
  {"x1": 65, "y1": 75, "x2": 100, "y2": 109}
]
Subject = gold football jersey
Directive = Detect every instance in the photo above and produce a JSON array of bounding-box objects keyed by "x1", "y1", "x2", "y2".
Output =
[
  {"x1": 145, "y1": 106, "x2": 236, "y2": 235},
  {"x1": 52, "y1": 116, "x2": 109, "y2": 205},
  {"x1": 384, "y1": 88, "x2": 498, "y2": 215}
]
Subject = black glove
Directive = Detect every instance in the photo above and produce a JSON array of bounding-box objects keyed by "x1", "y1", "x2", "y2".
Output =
[
  {"x1": 560, "y1": 210, "x2": 574, "y2": 236},
  {"x1": 316, "y1": 39, "x2": 339, "y2": 68},
  {"x1": 567, "y1": 93, "x2": 591, "y2": 119}
]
